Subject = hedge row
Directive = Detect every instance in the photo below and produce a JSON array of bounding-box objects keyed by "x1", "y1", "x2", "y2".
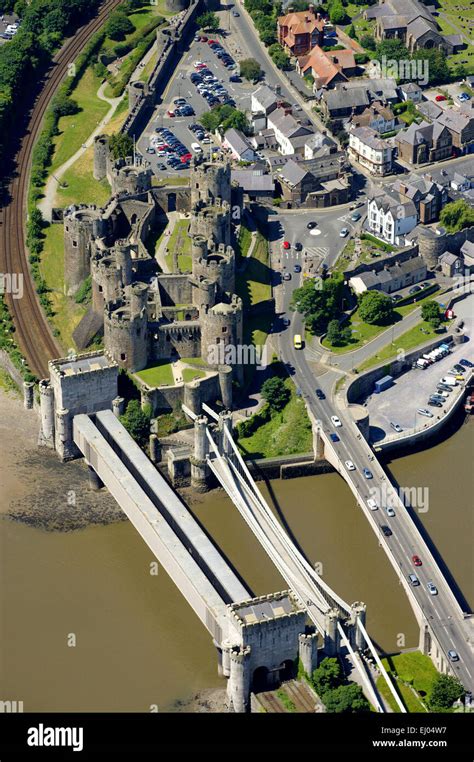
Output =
[
  {"x1": 0, "y1": 296, "x2": 37, "y2": 382},
  {"x1": 106, "y1": 24, "x2": 162, "y2": 97}
]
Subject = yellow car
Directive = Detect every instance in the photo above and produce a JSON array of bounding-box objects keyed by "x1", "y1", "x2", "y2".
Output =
[{"x1": 294, "y1": 334, "x2": 303, "y2": 349}]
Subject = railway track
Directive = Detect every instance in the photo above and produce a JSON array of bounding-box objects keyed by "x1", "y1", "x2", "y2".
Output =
[{"x1": 0, "y1": 0, "x2": 123, "y2": 379}]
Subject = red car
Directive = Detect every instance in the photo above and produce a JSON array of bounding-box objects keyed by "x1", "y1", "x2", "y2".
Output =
[
  {"x1": 207, "y1": 39, "x2": 216, "y2": 44},
  {"x1": 282, "y1": 240, "x2": 291, "y2": 250},
  {"x1": 435, "y1": 94, "x2": 446, "y2": 102},
  {"x1": 167, "y1": 110, "x2": 175, "y2": 117},
  {"x1": 412, "y1": 555, "x2": 422, "y2": 567},
  {"x1": 201, "y1": 35, "x2": 208, "y2": 42}
]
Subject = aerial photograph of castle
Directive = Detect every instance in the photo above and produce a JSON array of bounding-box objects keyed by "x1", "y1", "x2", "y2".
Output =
[{"x1": 0, "y1": 0, "x2": 472, "y2": 752}]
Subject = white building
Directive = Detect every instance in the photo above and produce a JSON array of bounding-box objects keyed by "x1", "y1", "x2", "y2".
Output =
[
  {"x1": 222, "y1": 129, "x2": 256, "y2": 162},
  {"x1": 348, "y1": 126, "x2": 394, "y2": 176},
  {"x1": 367, "y1": 191, "x2": 418, "y2": 245},
  {"x1": 267, "y1": 107, "x2": 314, "y2": 156}
]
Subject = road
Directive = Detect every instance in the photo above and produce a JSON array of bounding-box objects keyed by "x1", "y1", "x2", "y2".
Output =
[{"x1": 275, "y1": 275, "x2": 473, "y2": 690}]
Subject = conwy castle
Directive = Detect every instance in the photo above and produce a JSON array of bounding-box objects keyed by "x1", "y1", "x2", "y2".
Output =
[{"x1": 62, "y1": 138, "x2": 246, "y2": 414}]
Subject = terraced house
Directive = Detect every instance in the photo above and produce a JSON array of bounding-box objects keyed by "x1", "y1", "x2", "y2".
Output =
[{"x1": 395, "y1": 120, "x2": 453, "y2": 165}]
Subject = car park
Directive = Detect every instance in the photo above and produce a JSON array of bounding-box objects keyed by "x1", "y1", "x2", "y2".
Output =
[
  {"x1": 229, "y1": 75, "x2": 240, "y2": 82},
  {"x1": 191, "y1": 142, "x2": 202, "y2": 153},
  {"x1": 427, "y1": 581, "x2": 438, "y2": 595},
  {"x1": 453, "y1": 363, "x2": 466, "y2": 373},
  {"x1": 331, "y1": 415, "x2": 342, "y2": 427},
  {"x1": 391, "y1": 294, "x2": 403, "y2": 302},
  {"x1": 428, "y1": 399, "x2": 442, "y2": 407},
  {"x1": 385, "y1": 506, "x2": 396, "y2": 517},
  {"x1": 315, "y1": 389, "x2": 325, "y2": 400},
  {"x1": 345, "y1": 460, "x2": 355, "y2": 471},
  {"x1": 381, "y1": 525, "x2": 392, "y2": 537},
  {"x1": 363, "y1": 468, "x2": 373, "y2": 479},
  {"x1": 417, "y1": 408, "x2": 433, "y2": 418},
  {"x1": 409, "y1": 285, "x2": 422, "y2": 294},
  {"x1": 367, "y1": 498, "x2": 378, "y2": 511},
  {"x1": 460, "y1": 358, "x2": 473, "y2": 368},
  {"x1": 440, "y1": 376, "x2": 457, "y2": 386}
]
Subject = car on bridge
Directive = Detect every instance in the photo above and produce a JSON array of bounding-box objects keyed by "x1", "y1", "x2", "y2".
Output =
[
  {"x1": 408, "y1": 573, "x2": 420, "y2": 586},
  {"x1": 345, "y1": 460, "x2": 355, "y2": 471},
  {"x1": 330, "y1": 432, "x2": 340, "y2": 443},
  {"x1": 427, "y1": 581, "x2": 438, "y2": 595},
  {"x1": 381, "y1": 525, "x2": 392, "y2": 537},
  {"x1": 412, "y1": 555, "x2": 422, "y2": 566},
  {"x1": 315, "y1": 388, "x2": 325, "y2": 400},
  {"x1": 363, "y1": 467, "x2": 373, "y2": 479},
  {"x1": 367, "y1": 498, "x2": 378, "y2": 511},
  {"x1": 385, "y1": 506, "x2": 396, "y2": 517},
  {"x1": 331, "y1": 415, "x2": 342, "y2": 427}
]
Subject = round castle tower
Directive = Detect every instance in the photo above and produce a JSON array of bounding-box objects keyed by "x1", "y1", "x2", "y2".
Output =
[
  {"x1": 165, "y1": 0, "x2": 188, "y2": 10},
  {"x1": 200, "y1": 295, "x2": 243, "y2": 370},
  {"x1": 63, "y1": 205, "x2": 109, "y2": 296},
  {"x1": 110, "y1": 162, "x2": 153, "y2": 196},
  {"x1": 93, "y1": 134, "x2": 109, "y2": 181},
  {"x1": 192, "y1": 241, "x2": 235, "y2": 298},
  {"x1": 190, "y1": 160, "x2": 232, "y2": 207},
  {"x1": 91, "y1": 242, "x2": 133, "y2": 313},
  {"x1": 417, "y1": 226, "x2": 447, "y2": 269},
  {"x1": 128, "y1": 80, "x2": 149, "y2": 111},
  {"x1": 189, "y1": 198, "x2": 231, "y2": 245},
  {"x1": 104, "y1": 283, "x2": 149, "y2": 372}
]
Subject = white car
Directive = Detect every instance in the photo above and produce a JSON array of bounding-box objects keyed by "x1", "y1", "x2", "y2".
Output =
[
  {"x1": 191, "y1": 142, "x2": 203, "y2": 153},
  {"x1": 340, "y1": 228, "x2": 349, "y2": 237},
  {"x1": 201, "y1": 137, "x2": 212, "y2": 144},
  {"x1": 344, "y1": 460, "x2": 355, "y2": 471},
  {"x1": 331, "y1": 415, "x2": 342, "y2": 427},
  {"x1": 367, "y1": 498, "x2": 378, "y2": 511},
  {"x1": 193, "y1": 61, "x2": 204, "y2": 68},
  {"x1": 417, "y1": 408, "x2": 433, "y2": 418}
]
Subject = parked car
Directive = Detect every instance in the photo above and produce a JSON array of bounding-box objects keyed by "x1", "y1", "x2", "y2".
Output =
[
  {"x1": 435, "y1": 94, "x2": 446, "y2": 101},
  {"x1": 391, "y1": 294, "x2": 403, "y2": 302},
  {"x1": 460, "y1": 358, "x2": 473, "y2": 368},
  {"x1": 417, "y1": 408, "x2": 433, "y2": 418},
  {"x1": 428, "y1": 399, "x2": 442, "y2": 408},
  {"x1": 390, "y1": 421, "x2": 403, "y2": 433},
  {"x1": 409, "y1": 285, "x2": 422, "y2": 294}
]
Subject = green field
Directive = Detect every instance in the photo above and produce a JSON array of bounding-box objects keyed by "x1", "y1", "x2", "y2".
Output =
[
  {"x1": 237, "y1": 381, "x2": 313, "y2": 459},
  {"x1": 166, "y1": 219, "x2": 192, "y2": 272},
  {"x1": 355, "y1": 320, "x2": 443, "y2": 371},
  {"x1": 39, "y1": 223, "x2": 88, "y2": 351},
  {"x1": 0, "y1": 369, "x2": 20, "y2": 396},
  {"x1": 182, "y1": 368, "x2": 206, "y2": 382},
  {"x1": 376, "y1": 652, "x2": 438, "y2": 712},
  {"x1": 135, "y1": 361, "x2": 174, "y2": 387}
]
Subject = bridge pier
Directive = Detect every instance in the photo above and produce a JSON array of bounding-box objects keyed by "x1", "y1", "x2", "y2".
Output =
[
  {"x1": 191, "y1": 415, "x2": 210, "y2": 491},
  {"x1": 38, "y1": 379, "x2": 55, "y2": 448},
  {"x1": 112, "y1": 396, "x2": 125, "y2": 418},
  {"x1": 350, "y1": 602, "x2": 367, "y2": 651},
  {"x1": 87, "y1": 464, "x2": 104, "y2": 491},
  {"x1": 218, "y1": 411, "x2": 233, "y2": 457},
  {"x1": 149, "y1": 434, "x2": 161, "y2": 463},
  {"x1": 23, "y1": 381, "x2": 35, "y2": 410},
  {"x1": 313, "y1": 424, "x2": 325, "y2": 460}
]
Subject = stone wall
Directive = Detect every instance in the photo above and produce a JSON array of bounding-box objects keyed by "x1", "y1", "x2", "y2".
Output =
[
  {"x1": 138, "y1": 371, "x2": 222, "y2": 415},
  {"x1": 417, "y1": 225, "x2": 474, "y2": 270},
  {"x1": 343, "y1": 243, "x2": 419, "y2": 279}
]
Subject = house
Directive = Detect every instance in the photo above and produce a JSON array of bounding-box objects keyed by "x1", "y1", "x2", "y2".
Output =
[
  {"x1": 369, "y1": 0, "x2": 461, "y2": 55},
  {"x1": 367, "y1": 189, "x2": 418, "y2": 245},
  {"x1": 416, "y1": 100, "x2": 443, "y2": 122},
  {"x1": 297, "y1": 45, "x2": 356, "y2": 91},
  {"x1": 349, "y1": 257, "x2": 427, "y2": 295},
  {"x1": 348, "y1": 126, "x2": 394, "y2": 175},
  {"x1": 277, "y1": 7, "x2": 325, "y2": 57},
  {"x1": 391, "y1": 173, "x2": 447, "y2": 223},
  {"x1": 436, "y1": 107, "x2": 474, "y2": 155},
  {"x1": 460, "y1": 240, "x2": 474, "y2": 272},
  {"x1": 399, "y1": 82, "x2": 423, "y2": 103},
  {"x1": 320, "y1": 79, "x2": 398, "y2": 121},
  {"x1": 251, "y1": 85, "x2": 280, "y2": 117},
  {"x1": 395, "y1": 120, "x2": 452, "y2": 164},
  {"x1": 439, "y1": 251, "x2": 463, "y2": 277},
  {"x1": 222, "y1": 129, "x2": 256, "y2": 162},
  {"x1": 351, "y1": 101, "x2": 397, "y2": 134},
  {"x1": 451, "y1": 172, "x2": 474, "y2": 192},
  {"x1": 231, "y1": 169, "x2": 274, "y2": 200},
  {"x1": 276, "y1": 152, "x2": 351, "y2": 207},
  {"x1": 304, "y1": 131, "x2": 337, "y2": 160},
  {"x1": 250, "y1": 129, "x2": 279, "y2": 152},
  {"x1": 267, "y1": 107, "x2": 314, "y2": 156}
]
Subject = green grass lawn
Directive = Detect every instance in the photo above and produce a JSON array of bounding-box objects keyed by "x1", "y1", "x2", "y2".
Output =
[
  {"x1": 39, "y1": 223, "x2": 88, "y2": 350},
  {"x1": 181, "y1": 357, "x2": 209, "y2": 368},
  {"x1": 334, "y1": 237, "x2": 395, "y2": 274},
  {"x1": 236, "y1": 232, "x2": 271, "y2": 307},
  {"x1": 182, "y1": 368, "x2": 206, "y2": 383},
  {"x1": 376, "y1": 675, "x2": 427, "y2": 713},
  {"x1": 376, "y1": 651, "x2": 438, "y2": 712},
  {"x1": 50, "y1": 68, "x2": 110, "y2": 175},
  {"x1": 0, "y1": 369, "x2": 20, "y2": 395},
  {"x1": 237, "y1": 381, "x2": 313, "y2": 459},
  {"x1": 56, "y1": 146, "x2": 111, "y2": 208},
  {"x1": 165, "y1": 219, "x2": 192, "y2": 272},
  {"x1": 152, "y1": 176, "x2": 190, "y2": 187},
  {"x1": 355, "y1": 320, "x2": 444, "y2": 372},
  {"x1": 237, "y1": 223, "x2": 253, "y2": 259},
  {"x1": 135, "y1": 361, "x2": 174, "y2": 387}
]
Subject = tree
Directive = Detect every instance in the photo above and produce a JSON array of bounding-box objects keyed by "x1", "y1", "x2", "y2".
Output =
[
  {"x1": 290, "y1": 273, "x2": 345, "y2": 334},
  {"x1": 347, "y1": 24, "x2": 357, "y2": 39},
  {"x1": 421, "y1": 301, "x2": 441, "y2": 326},
  {"x1": 311, "y1": 658, "x2": 344, "y2": 696},
  {"x1": 361, "y1": 33, "x2": 376, "y2": 51},
  {"x1": 323, "y1": 684, "x2": 371, "y2": 713},
  {"x1": 327, "y1": 319, "x2": 343, "y2": 346},
  {"x1": 358, "y1": 290, "x2": 394, "y2": 325},
  {"x1": 375, "y1": 38, "x2": 407, "y2": 63},
  {"x1": 120, "y1": 399, "x2": 151, "y2": 447},
  {"x1": 239, "y1": 58, "x2": 262, "y2": 82},
  {"x1": 268, "y1": 43, "x2": 290, "y2": 70},
  {"x1": 412, "y1": 48, "x2": 449, "y2": 86},
  {"x1": 196, "y1": 11, "x2": 219, "y2": 31},
  {"x1": 329, "y1": 1, "x2": 347, "y2": 25},
  {"x1": 440, "y1": 199, "x2": 474, "y2": 233},
  {"x1": 261, "y1": 377, "x2": 290, "y2": 411},
  {"x1": 108, "y1": 132, "x2": 134, "y2": 160},
  {"x1": 428, "y1": 674, "x2": 464, "y2": 711},
  {"x1": 201, "y1": 105, "x2": 249, "y2": 134},
  {"x1": 106, "y1": 12, "x2": 134, "y2": 41},
  {"x1": 52, "y1": 93, "x2": 79, "y2": 117}
]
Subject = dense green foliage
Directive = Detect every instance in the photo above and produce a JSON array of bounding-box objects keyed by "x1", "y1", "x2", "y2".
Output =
[
  {"x1": 239, "y1": 58, "x2": 262, "y2": 81},
  {"x1": 428, "y1": 674, "x2": 464, "y2": 711},
  {"x1": 326, "y1": 318, "x2": 351, "y2": 346},
  {"x1": 290, "y1": 272, "x2": 345, "y2": 334},
  {"x1": 0, "y1": 296, "x2": 36, "y2": 382},
  {"x1": 311, "y1": 658, "x2": 343, "y2": 696},
  {"x1": 106, "y1": 11, "x2": 134, "y2": 40},
  {"x1": 196, "y1": 11, "x2": 219, "y2": 31},
  {"x1": 358, "y1": 290, "x2": 394, "y2": 325},
  {"x1": 268, "y1": 43, "x2": 290, "y2": 70},
  {"x1": 421, "y1": 300, "x2": 441, "y2": 329},
  {"x1": 323, "y1": 683, "x2": 371, "y2": 713},
  {"x1": 0, "y1": 0, "x2": 103, "y2": 168},
  {"x1": 200, "y1": 104, "x2": 249, "y2": 134},
  {"x1": 74, "y1": 276, "x2": 92, "y2": 305},
  {"x1": 120, "y1": 399, "x2": 152, "y2": 447},
  {"x1": 261, "y1": 376, "x2": 291, "y2": 411},
  {"x1": 108, "y1": 132, "x2": 134, "y2": 160},
  {"x1": 328, "y1": 0, "x2": 347, "y2": 24},
  {"x1": 440, "y1": 199, "x2": 474, "y2": 233}
]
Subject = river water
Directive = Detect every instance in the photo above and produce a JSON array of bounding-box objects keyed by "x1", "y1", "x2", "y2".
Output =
[{"x1": 0, "y1": 390, "x2": 472, "y2": 711}]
